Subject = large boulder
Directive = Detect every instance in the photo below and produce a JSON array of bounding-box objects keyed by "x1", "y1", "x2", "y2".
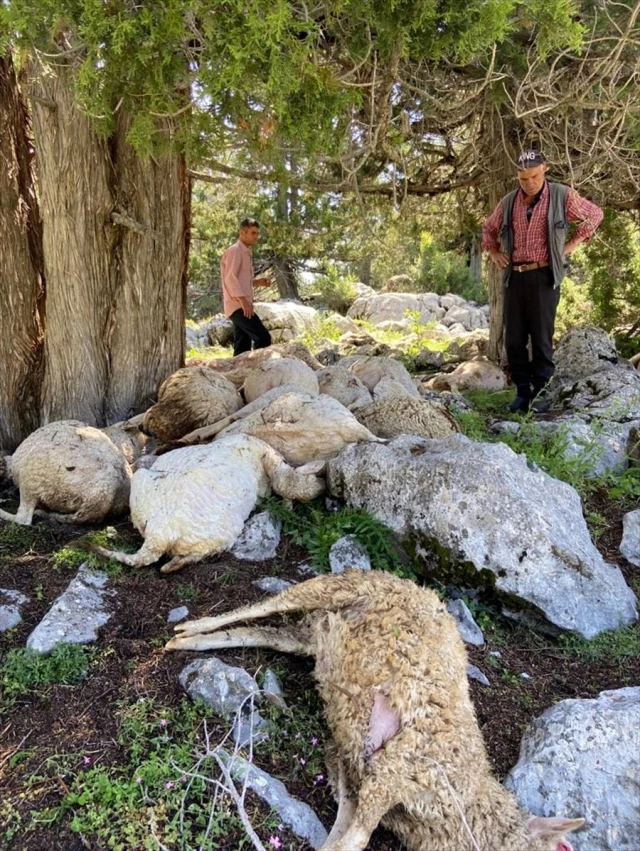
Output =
[
  {"x1": 327, "y1": 435, "x2": 637, "y2": 638},
  {"x1": 347, "y1": 292, "x2": 441, "y2": 325},
  {"x1": 253, "y1": 300, "x2": 319, "y2": 342},
  {"x1": 505, "y1": 687, "x2": 640, "y2": 851},
  {"x1": 553, "y1": 326, "x2": 620, "y2": 383}
]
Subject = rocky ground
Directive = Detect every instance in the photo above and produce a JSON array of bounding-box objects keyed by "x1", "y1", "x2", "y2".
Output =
[{"x1": 1, "y1": 470, "x2": 638, "y2": 850}]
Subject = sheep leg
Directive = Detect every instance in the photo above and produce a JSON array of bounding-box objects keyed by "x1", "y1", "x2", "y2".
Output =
[
  {"x1": 165, "y1": 625, "x2": 312, "y2": 654},
  {"x1": 174, "y1": 571, "x2": 375, "y2": 637},
  {"x1": 89, "y1": 541, "x2": 164, "y2": 568},
  {"x1": 318, "y1": 777, "x2": 400, "y2": 851},
  {"x1": 0, "y1": 498, "x2": 36, "y2": 526},
  {"x1": 160, "y1": 553, "x2": 204, "y2": 574},
  {"x1": 323, "y1": 758, "x2": 356, "y2": 845}
]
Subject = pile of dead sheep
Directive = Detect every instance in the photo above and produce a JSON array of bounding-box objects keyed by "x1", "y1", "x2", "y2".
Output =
[{"x1": 1, "y1": 335, "x2": 639, "y2": 851}]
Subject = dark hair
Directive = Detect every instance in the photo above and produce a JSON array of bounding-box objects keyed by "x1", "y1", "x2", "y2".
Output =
[{"x1": 239, "y1": 217, "x2": 260, "y2": 230}]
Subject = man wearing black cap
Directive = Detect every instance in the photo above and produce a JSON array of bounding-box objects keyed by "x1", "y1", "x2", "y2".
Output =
[{"x1": 482, "y1": 151, "x2": 603, "y2": 413}]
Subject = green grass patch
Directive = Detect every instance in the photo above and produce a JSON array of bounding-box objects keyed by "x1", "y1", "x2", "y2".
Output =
[
  {"x1": 1, "y1": 644, "x2": 91, "y2": 707},
  {"x1": 557, "y1": 625, "x2": 640, "y2": 662},
  {"x1": 263, "y1": 496, "x2": 415, "y2": 576},
  {"x1": 462, "y1": 389, "x2": 515, "y2": 416},
  {"x1": 0, "y1": 521, "x2": 50, "y2": 557}
]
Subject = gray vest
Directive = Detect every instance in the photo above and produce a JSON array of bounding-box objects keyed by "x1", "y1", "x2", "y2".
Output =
[{"x1": 500, "y1": 182, "x2": 569, "y2": 289}]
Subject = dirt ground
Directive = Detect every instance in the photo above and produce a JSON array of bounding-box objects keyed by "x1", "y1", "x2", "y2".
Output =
[{"x1": 0, "y1": 479, "x2": 638, "y2": 851}]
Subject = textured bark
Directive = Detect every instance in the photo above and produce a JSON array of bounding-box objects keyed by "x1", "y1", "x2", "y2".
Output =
[
  {"x1": 105, "y1": 114, "x2": 188, "y2": 420},
  {"x1": 0, "y1": 55, "x2": 44, "y2": 450},
  {"x1": 30, "y1": 59, "x2": 116, "y2": 426},
  {"x1": 29, "y1": 59, "x2": 188, "y2": 426}
]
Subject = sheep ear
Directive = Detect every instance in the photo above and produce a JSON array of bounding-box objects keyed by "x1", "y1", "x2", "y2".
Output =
[{"x1": 527, "y1": 816, "x2": 585, "y2": 841}]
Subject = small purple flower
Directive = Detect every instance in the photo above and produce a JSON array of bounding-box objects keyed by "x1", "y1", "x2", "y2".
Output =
[
  {"x1": 315, "y1": 774, "x2": 324, "y2": 784},
  {"x1": 136, "y1": 777, "x2": 142, "y2": 784},
  {"x1": 180, "y1": 775, "x2": 187, "y2": 783},
  {"x1": 295, "y1": 732, "x2": 301, "y2": 739},
  {"x1": 160, "y1": 719, "x2": 168, "y2": 728},
  {"x1": 269, "y1": 837, "x2": 282, "y2": 849},
  {"x1": 277, "y1": 823, "x2": 284, "y2": 832},
  {"x1": 310, "y1": 737, "x2": 318, "y2": 746},
  {"x1": 165, "y1": 781, "x2": 174, "y2": 790},
  {"x1": 299, "y1": 757, "x2": 306, "y2": 766},
  {"x1": 83, "y1": 756, "x2": 92, "y2": 766}
]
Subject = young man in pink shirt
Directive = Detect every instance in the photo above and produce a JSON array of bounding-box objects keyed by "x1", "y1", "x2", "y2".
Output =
[
  {"x1": 220, "y1": 218, "x2": 272, "y2": 356},
  {"x1": 482, "y1": 151, "x2": 603, "y2": 413}
]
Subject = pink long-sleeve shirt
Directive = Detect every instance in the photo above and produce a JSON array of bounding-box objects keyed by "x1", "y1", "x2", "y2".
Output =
[
  {"x1": 481, "y1": 183, "x2": 603, "y2": 264},
  {"x1": 220, "y1": 240, "x2": 255, "y2": 317}
]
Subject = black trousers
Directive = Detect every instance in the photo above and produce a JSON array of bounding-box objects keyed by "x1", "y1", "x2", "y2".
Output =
[
  {"x1": 229, "y1": 308, "x2": 272, "y2": 357},
  {"x1": 504, "y1": 267, "x2": 560, "y2": 398}
]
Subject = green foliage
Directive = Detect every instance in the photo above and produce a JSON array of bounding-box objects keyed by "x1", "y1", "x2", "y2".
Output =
[
  {"x1": 417, "y1": 231, "x2": 486, "y2": 302},
  {"x1": 557, "y1": 626, "x2": 640, "y2": 662},
  {"x1": 262, "y1": 496, "x2": 414, "y2": 576},
  {"x1": 454, "y1": 410, "x2": 490, "y2": 441},
  {"x1": 1, "y1": 644, "x2": 91, "y2": 706},
  {"x1": 555, "y1": 275, "x2": 594, "y2": 337},
  {"x1": 0, "y1": 521, "x2": 48, "y2": 557},
  {"x1": 602, "y1": 466, "x2": 640, "y2": 504},
  {"x1": 313, "y1": 265, "x2": 356, "y2": 315}
]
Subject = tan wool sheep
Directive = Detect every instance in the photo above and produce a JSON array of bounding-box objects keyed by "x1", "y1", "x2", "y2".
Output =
[
  {"x1": 90, "y1": 434, "x2": 325, "y2": 574},
  {"x1": 166, "y1": 570, "x2": 584, "y2": 851},
  {"x1": 188, "y1": 342, "x2": 322, "y2": 389},
  {"x1": 317, "y1": 365, "x2": 373, "y2": 410},
  {"x1": 426, "y1": 358, "x2": 508, "y2": 393},
  {"x1": 243, "y1": 357, "x2": 320, "y2": 403},
  {"x1": 216, "y1": 392, "x2": 382, "y2": 466},
  {"x1": 0, "y1": 420, "x2": 131, "y2": 526},
  {"x1": 141, "y1": 367, "x2": 242, "y2": 443},
  {"x1": 354, "y1": 396, "x2": 460, "y2": 440},
  {"x1": 348, "y1": 356, "x2": 420, "y2": 398}
]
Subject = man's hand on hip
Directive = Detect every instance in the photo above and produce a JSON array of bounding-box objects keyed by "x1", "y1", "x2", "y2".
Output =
[
  {"x1": 239, "y1": 297, "x2": 254, "y2": 318},
  {"x1": 489, "y1": 250, "x2": 509, "y2": 270}
]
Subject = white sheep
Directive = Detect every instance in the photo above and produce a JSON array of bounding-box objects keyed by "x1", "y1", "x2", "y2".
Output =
[
  {"x1": 101, "y1": 419, "x2": 150, "y2": 466},
  {"x1": 166, "y1": 570, "x2": 584, "y2": 851},
  {"x1": 89, "y1": 434, "x2": 325, "y2": 573},
  {"x1": 216, "y1": 392, "x2": 382, "y2": 466},
  {"x1": 317, "y1": 366, "x2": 373, "y2": 410},
  {"x1": 353, "y1": 396, "x2": 460, "y2": 440},
  {"x1": 188, "y1": 342, "x2": 322, "y2": 389},
  {"x1": 348, "y1": 356, "x2": 420, "y2": 398},
  {"x1": 425, "y1": 359, "x2": 508, "y2": 393},
  {"x1": 243, "y1": 358, "x2": 320, "y2": 403},
  {"x1": 0, "y1": 420, "x2": 131, "y2": 525},
  {"x1": 141, "y1": 367, "x2": 242, "y2": 443}
]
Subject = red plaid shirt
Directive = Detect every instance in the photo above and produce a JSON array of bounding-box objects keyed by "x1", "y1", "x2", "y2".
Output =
[{"x1": 481, "y1": 182, "x2": 603, "y2": 263}]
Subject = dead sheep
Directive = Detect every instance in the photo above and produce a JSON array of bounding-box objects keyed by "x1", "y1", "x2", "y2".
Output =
[
  {"x1": 90, "y1": 434, "x2": 325, "y2": 574},
  {"x1": 141, "y1": 367, "x2": 242, "y2": 443},
  {"x1": 166, "y1": 570, "x2": 584, "y2": 851},
  {"x1": 216, "y1": 392, "x2": 382, "y2": 466},
  {"x1": 348, "y1": 356, "x2": 421, "y2": 398},
  {"x1": 243, "y1": 358, "x2": 320, "y2": 403},
  {"x1": 0, "y1": 420, "x2": 131, "y2": 526},
  {"x1": 426, "y1": 359, "x2": 508, "y2": 393},
  {"x1": 101, "y1": 419, "x2": 150, "y2": 466},
  {"x1": 188, "y1": 342, "x2": 322, "y2": 389},
  {"x1": 354, "y1": 396, "x2": 460, "y2": 440},
  {"x1": 317, "y1": 365, "x2": 373, "y2": 410}
]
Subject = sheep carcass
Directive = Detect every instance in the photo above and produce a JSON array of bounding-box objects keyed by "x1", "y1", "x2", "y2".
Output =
[
  {"x1": 167, "y1": 570, "x2": 584, "y2": 851},
  {"x1": 243, "y1": 358, "x2": 319, "y2": 402},
  {"x1": 90, "y1": 434, "x2": 325, "y2": 573},
  {"x1": 141, "y1": 367, "x2": 242, "y2": 442},
  {"x1": 354, "y1": 396, "x2": 460, "y2": 440},
  {"x1": 426, "y1": 359, "x2": 508, "y2": 393},
  {"x1": 0, "y1": 420, "x2": 131, "y2": 526},
  {"x1": 348, "y1": 356, "x2": 420, "y2": 398},
  {"x1": 317, "y1": 366, "x2": 373, "y2": 410},
  {"x1": 216, "y1": 392, "x2": 382, "y2": 466},
  {"x1": 188, "y1": 342, "x2": 322, "y2": 389}
]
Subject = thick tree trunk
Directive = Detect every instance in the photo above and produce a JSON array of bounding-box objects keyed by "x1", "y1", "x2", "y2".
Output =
[
  {"x1": 29, "y1": 59, "x2": 188, "y2": 426},
  {"x1": 0, "y1": 55, "x2": 44, "y2": 450},
  {"x1": 105, "y1": 114, "x2": 188, "y2": 420},
  {"x1": 273, "y1": 256, "x2": 300, "y2": 299}
]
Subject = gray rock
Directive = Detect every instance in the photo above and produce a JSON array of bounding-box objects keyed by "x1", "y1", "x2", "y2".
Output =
[
  {"x1": 505, "y1": 687, "x2": 640, "y2": 851},
  {"x1": 329, "y1": 535, "x2": 371, "y2": 573},
  {"x1": 446, "y1": 322, "x2": 468, "y2": 337},
  {"x1": 551, "y1": 368, "x2": 640, "y2": 422},
  {"x1": 232, "y1": 512, "x2": 282, "y2": 561},
  {"x1": 167, "y1": 605, "x2": 189, "y2": 624},
  {"x1": 179, "y1": 657, "x2": 260, "y2": 719},
  {"x1": 262, "y1": 668, "x2": 287, "y2": 709},
  {"x1": 552, "y1": 326, "x2": 620, "y2": 383},
  {"x1": 221, "y1": 752, "x2": 328, "y2": 849},
  {"x1": 0, "y1": 589, "x2": 29, "y2": 632},
  {"x1": 466, "y1": 664, "x2": 491, "y2": 686},
  {"x1": 446, "y1": 599, "x2": 485, "y2": 646},
  {"x1": 414, "y1": 348, "x2": 445, "y2": 370},
  {"x1": 26, "y1": 566, "x2": 114, "y2": 653},
  {"x1": 205, "y1": 316, "x2": 234, "y2": 347},
  {"x1": 253, "y1": 576, "x2": 294, "y2": 595},
  {"x1": 327, "y1": 435, "x2": 637, "y2": 638},
  {"x1": 253, "y1": 301, "x2": 319, "y2": 343},
  {"x1": 620, "y1": 509, "x2": 640, "y2": 567},
  {"x1": 440, "y1": 294, "x2": 467, "y2": 309}
]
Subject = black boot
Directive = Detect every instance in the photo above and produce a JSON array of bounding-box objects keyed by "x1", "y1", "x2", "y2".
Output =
[
  {"x1": 531, "y1": 384, "x2": 551, "y2": 414},
  {"x1": 508, "y1": 385, "x2": 531, "y2": 414}
]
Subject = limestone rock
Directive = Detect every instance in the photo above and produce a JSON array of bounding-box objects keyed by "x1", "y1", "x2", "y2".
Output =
[
  {"x1": 254, "y1": 301, "x2": 319, "y2": 343},
  {"x1": 552, "y1": 326, "x2": 620, "y2": 383},
  {"x1": 253, "y1": 576, "x2": 295, "y2": 594},
  {"x1": 232, "y1": 511, "x2": 282, "y2": 561},
  {"x1": 0, "y1": 589, "x2": 29, "y2": 632},
  {"x1": 446, "y1": 599, "x2": 485, "y2": 646},
  {"x1": 467, "y1": 664, "x2": 491, "y2": 686},
  {"x1": 329, "y1": 535, "x2": 371, "y2": 573},
  {"x1": 620, "y1": 509, "x2": 640, "y2": 567},
  {"x1": 167, "y1": 606, "x2": 189, "y2": 624}
]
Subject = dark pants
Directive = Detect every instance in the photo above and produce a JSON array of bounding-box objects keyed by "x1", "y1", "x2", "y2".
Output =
[
  {"x1": 504, "y1": 267, "x2": 560, "y2": 398},
  {"x1": 229, "y1": 308, "x2": 272, "y2": 357}
]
